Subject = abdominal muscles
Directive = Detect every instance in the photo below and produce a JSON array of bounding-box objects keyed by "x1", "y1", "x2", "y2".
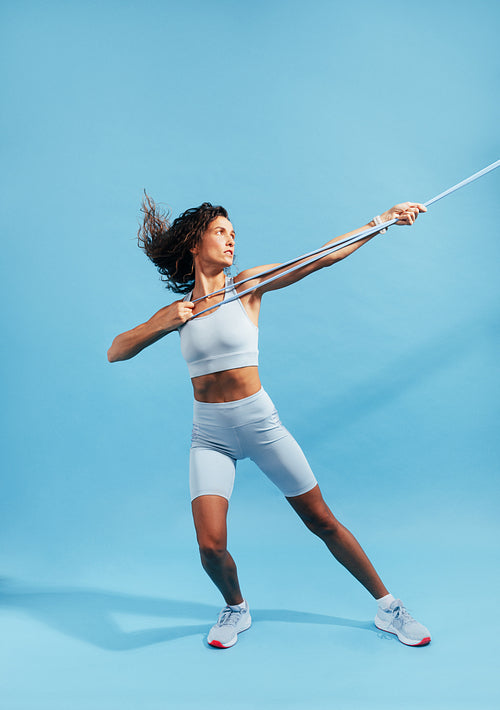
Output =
[{"x1": 192, "y1": 367, "x2": 261, "y2": 403}]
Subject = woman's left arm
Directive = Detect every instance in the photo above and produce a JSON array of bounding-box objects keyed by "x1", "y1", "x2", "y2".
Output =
[{"x1": 236, "y1": 202, "x2": 427, "y2": 295}]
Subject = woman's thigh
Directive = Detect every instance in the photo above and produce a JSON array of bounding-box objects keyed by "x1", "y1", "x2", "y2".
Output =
[
  {"x1": 241, "y1": 411, "x2": 318, "y2": 497},
  {"x1": 189, "y1": 447, "x2": 236, "y2": 502}
]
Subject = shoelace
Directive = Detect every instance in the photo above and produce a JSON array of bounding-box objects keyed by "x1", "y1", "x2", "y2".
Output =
[
  {"x1": 217, "y1": 606, "x2": 245, "y2": 627},
  {"x1": 392, "y1": 604, "x2": 414, "y2": 624}
]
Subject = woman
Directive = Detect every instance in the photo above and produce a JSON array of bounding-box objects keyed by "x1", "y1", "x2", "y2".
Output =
[{"x1": 107, "y1": 196, "x2": 430, "y2": 649}]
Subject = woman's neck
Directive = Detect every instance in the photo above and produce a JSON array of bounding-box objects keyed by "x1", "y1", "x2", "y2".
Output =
[{"x1": 192, "y1": 270, "x2": 226, "y2": 300}]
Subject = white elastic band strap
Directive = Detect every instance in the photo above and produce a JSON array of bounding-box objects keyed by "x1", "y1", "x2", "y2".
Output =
[
  {"x1": 191, "y1": 227, "x2": 381, "y2": 306},
  {"x1": 189, "y1": 159, "x2": 500, "y2": 318},
  {"x1": 191, "y1": 228, "x2": 392, "y2": 317}
]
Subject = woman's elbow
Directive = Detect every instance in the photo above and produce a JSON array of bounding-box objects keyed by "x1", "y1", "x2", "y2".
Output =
[{"x1": 107, "y1": 340, "x2": 124, "y2": 363}]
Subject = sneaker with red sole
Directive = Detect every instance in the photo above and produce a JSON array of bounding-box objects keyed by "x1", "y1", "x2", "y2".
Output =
[
  {"x1": 207, "y1": 601, "x2": 251, "y2": 649},
  {"x1": 375, "y1": 599, "x2": 431, "y2": 646}
]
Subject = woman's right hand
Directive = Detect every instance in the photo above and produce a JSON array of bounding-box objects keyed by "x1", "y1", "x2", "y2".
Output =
[
  {"x1": 149, "y1": 299, "x2": 195, "y2": 332},
  {"x1": 380, "y1": 202, "x2": 427, "y2": 226}
]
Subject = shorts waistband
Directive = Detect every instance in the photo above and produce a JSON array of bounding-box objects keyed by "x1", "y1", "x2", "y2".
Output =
[{"x1": 193, "y1": 387, "x2": 275, "y2": 427}]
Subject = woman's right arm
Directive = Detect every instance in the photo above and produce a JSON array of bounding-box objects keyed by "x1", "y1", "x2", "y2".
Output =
[{"x1": 107, "y1": 300, "x2": 194, "y2": 362}]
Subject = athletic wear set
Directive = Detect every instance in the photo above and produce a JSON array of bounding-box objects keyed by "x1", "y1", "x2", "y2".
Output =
[
  {"x1": 178, "y1": 275, "x2": 431, "y2": 649},
  {"x1": 179, "y1": 276, "x2": 317, "y2": 502}
]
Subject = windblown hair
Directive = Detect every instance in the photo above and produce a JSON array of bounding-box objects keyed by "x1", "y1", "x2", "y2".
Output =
[{"x1": 137, "y1": 193, "x2": 229, "y2": 294}]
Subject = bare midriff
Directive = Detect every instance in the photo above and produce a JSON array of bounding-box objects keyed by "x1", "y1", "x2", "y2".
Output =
[{"x1": 191, "y1": 366, "x2": 261, "y2": 403}]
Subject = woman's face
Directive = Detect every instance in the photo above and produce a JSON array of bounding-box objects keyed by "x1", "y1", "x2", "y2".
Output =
[{"x1": 194, "y1": 216, "x2": 235, "y2": 269}]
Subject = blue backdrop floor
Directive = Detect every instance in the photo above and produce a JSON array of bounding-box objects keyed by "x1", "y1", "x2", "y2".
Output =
[{"x1": 1, "y1": 480, "x2": 498, "y2": 710}]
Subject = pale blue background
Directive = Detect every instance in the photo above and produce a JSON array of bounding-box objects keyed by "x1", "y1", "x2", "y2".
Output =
[{"x1": 1, "y1": 0, "x2": 499, "y2": 708}]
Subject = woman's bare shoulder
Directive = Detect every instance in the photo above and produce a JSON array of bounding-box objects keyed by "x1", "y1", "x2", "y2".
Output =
[{"x1": 233, "y1": 263, "x2": 280, "y2": 287}]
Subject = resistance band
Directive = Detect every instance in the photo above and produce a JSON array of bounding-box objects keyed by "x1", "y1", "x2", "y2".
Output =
[{"x1": 190, "y1": 159, "x2": 500, "y2": 319}]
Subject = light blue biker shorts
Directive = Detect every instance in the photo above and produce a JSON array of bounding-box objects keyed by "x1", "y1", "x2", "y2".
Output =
[{"x1": 189, "y1": 388, "x2": 318, "y2": 501}]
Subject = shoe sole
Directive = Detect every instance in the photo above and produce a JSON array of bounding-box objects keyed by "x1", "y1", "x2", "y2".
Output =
[
  {"x1": 374, "y1": 620, "x2": 431, "y2": 646},
  {"x1": 208, "y1": 618, "x2": 252, "y2": 649}
]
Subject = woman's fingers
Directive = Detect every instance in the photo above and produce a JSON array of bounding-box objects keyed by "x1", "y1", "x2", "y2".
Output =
[
  {"x1": 183, "y1": 301, "x2": 195, "y2": 320},
  {"x1": 395, "y1": 202, "x2": 427, "y2": 225},
  {"x1": 381, "y1": 202, "x2": 427, "y2": 227}
]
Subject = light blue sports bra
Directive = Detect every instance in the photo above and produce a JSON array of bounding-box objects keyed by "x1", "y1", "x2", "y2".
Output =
[{"x1": 178, "y1": 276, "x2": 259, "y2": 378}]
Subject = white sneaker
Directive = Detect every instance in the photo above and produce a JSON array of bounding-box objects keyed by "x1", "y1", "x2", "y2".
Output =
[
  {"x1": 207, "y1": 601, "x2": 252, "y2": 649},
  {"x1": 375, "y1": 599, "x2": 431, "y2": 646}
]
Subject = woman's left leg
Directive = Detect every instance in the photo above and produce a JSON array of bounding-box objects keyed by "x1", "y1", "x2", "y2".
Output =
[
  {"x1": 287, "y1": 484, "x2": 388, "y2": 599},
  {"x1": 243, "y1": 404, "x2": 388, "y2": 599},
  {"x1": 241, "y1": 394, "x2": 431, "y2": 645}
]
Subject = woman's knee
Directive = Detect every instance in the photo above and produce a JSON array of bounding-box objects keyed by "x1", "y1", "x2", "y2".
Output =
[
  {"x1": 198, "y1": 538, "x2": 228, "y2": 565},
  {"x1": 287, "y1": 489, "x2": 341, "y2": 538},
  {"x1": 192, "y1": 494, "x2": 229, "y2": 558},
  {"x1": 302, "y1": 508, "x2": 341, "y2": 538},
  {"x1": 297, "y1": 503, "x2": 341, "y2": 538}
]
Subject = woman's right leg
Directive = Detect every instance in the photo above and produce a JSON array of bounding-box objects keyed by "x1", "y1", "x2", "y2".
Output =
[{"x1": 191, "y1": 494, "x2": 244, "y2": 606}]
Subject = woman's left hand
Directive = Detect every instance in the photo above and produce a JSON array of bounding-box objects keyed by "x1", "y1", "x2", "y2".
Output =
[{"x1": 380, "y1": 202, "x2": 427, "y2": 226}]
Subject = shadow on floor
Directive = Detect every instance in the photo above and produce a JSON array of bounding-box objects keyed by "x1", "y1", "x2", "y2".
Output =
[{"x1": 0, "y1": 578, "x2": 389, "y2": 650}]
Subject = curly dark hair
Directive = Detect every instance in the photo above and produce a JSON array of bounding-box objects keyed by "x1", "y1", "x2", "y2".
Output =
[{"x1": 137, "y1": 193, "x2": 229, "y2": 294}]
